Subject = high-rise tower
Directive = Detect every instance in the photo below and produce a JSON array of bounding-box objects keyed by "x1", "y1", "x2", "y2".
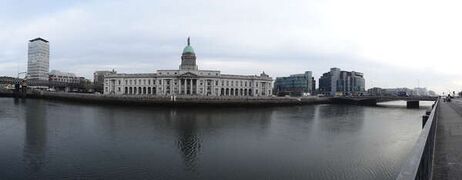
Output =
[{"x1": 27, "y1": 37, "x2": 50, "y2": 80}]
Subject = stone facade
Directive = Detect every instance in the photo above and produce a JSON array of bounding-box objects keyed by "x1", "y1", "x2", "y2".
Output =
[
  {"x1": 94, "y1": 70, "x2": 117, "y2": 92},
  {"x1": 104, "y1": 38, "x2": 273, "y2": 97}
]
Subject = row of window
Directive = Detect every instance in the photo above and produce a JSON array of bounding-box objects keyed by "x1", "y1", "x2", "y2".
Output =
[
  {"x1": 105, "y1": 86, "x2": 271, "y2": 96},
  {"x1": 107, "y1": 78, "x2": 270, "y2": 88}
]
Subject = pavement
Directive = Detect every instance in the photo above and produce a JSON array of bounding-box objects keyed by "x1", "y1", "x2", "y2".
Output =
[{"x1": 433, "y1": 98, "x2": 462, "y2": 180}]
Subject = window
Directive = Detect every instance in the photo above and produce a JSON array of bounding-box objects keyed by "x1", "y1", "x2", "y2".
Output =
[
  {"x1": 118, "y1": 80, "x2": 121, "y2": 85},
  {"x1": 118, "y1": 87, "x2": 121, "y2": 92}
]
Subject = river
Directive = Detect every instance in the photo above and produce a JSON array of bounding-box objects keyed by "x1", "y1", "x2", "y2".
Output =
[{"x1": 0, "y1": 98, "x2": 432, "y2": 179}]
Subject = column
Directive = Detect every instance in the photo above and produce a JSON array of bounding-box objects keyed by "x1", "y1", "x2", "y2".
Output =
[
  {"x1": 178, "y1": 78, "x2": 181, "y2": 95},
  {"x1": 189, "y1": 79, "x2": 193, "y2": 95}
]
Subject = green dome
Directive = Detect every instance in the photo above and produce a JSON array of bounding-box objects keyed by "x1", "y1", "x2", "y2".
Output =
[{"x1": 183, "y1": 45, "x2": 195, "y2": 54}]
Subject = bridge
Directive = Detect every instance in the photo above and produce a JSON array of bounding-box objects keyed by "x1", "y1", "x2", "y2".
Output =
[
  {"x1": 331, "y1": 96, "x2": 438, "y2": 108},
  {"x1": 397, "y1": 98, "x2": 462, "y2": 179}
]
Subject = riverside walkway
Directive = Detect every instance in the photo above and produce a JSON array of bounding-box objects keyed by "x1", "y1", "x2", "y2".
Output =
[{"x1": 433, "y1": 98, "x2": 462, "y2": 179}]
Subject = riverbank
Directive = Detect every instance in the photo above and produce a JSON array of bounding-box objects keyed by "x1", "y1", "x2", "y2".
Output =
[{"x1": 0, "y1": 90, "x2": 330, "y2": 106}]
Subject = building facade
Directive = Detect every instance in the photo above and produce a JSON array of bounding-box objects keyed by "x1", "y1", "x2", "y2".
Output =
[
  {"x1": 49, "y1": 70, "x2": 84, "y2": 83},
  {"x1": 319, "y1": 68, "x2": 365, "y2": 96},
  {"x1": 273, "y1": 71, "x2": 313, "y2": 96},
  {"x1": 94, "y1": 70, "x2": 117, "y2": 92},
  {"x1": 104, "y1": 38, "x2": 273, "y2": 96},
  {"x1": 27, "y1": 38, "x2": 50, "y2": 80}
]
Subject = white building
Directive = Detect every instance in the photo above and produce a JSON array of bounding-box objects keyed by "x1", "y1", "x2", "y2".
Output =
[
  {"x1": 104, "y1": 38, "x2": 273, "y2": 97},
  {"x1": 27, "y1": 38, "x2": 50, "y2": 81}
]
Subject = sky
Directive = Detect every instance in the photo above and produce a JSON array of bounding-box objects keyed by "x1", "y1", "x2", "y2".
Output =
[{"x1": 0, "y1": 0, "x2": 461, "y2": 93}]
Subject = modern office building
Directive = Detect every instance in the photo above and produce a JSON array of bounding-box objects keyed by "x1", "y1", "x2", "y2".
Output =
[
  {"x1": 273, "y1": 71, "x2": 313, "y2": 96},
  {"x1": 367, "y1": 87, "x2": 383, "y2": 96},
  {"x1": 319, "y1": 68, "x2": 365, "y2": 96},
  {"x1": 104, "y1": 38, "x2": 273, "y2": 96},
  {"x1": 311, "y1": 77, "x2": 316, "y2": 94},
  {"x1": 27, "y1": 38, "x2": 50, "y2": 80}
]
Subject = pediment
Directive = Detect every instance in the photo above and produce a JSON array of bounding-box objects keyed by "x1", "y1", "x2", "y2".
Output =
[{"x1": 179, "y1": 72, "x2": 198, "y2": 77}]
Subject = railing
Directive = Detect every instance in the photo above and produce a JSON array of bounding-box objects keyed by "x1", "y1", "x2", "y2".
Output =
[{"x1": 396, "y1": 98, "x2": 440, "y2": 180}]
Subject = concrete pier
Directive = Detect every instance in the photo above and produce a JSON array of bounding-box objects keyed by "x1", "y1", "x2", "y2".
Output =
[
  {"x1": 9, "y1": 91, "x2": 331, "y2": 107},
  {"x1": 407, "y1": 101, "x2": 420, "y2": 108}
]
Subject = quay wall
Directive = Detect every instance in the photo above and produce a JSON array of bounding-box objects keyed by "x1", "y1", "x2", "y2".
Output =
[{"x1": 1, "y1": 90, "x2": 331, "y2": 106}]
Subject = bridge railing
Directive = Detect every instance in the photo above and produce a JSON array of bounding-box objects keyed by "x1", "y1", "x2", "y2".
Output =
[{"x1": 396, "y1": 98, "x2": 440, "y2": 180}]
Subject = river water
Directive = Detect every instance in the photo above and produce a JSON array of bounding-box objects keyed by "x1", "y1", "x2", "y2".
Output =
[{"x1": 0, "y1": 98, "x2": 432, "y2": 179}]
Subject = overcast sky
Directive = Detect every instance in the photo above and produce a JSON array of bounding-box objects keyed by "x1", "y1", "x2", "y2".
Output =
[{"x1": 1, "y1": 0, "x2": 461, "y2": 93}]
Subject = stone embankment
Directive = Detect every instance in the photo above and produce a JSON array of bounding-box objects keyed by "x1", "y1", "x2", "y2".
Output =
[{"x1": 1, "y1": 90, "x2": 330, "y2": 106}]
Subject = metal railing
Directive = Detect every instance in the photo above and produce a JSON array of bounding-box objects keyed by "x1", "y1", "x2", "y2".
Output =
[{"x1": 396, "y1": 98, "x2": 440, "y2": 180}]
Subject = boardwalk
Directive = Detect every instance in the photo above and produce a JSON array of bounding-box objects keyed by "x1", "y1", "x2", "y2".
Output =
[{"x1": 433, "y1": 98, "x2": 462, "y2": 179}]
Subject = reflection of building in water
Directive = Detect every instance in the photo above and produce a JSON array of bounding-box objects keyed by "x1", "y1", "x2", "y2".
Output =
[
  {"x1": 23, "y1": 100, "x2": 48, "y2": 176},
  {"x1": 172, "y1": 109, "x2": 201, "y2": 172},
  {"x1": 315, "y1": 105, "x2": 365, "y2": 133}
]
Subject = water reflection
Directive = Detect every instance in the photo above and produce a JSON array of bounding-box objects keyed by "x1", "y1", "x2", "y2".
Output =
[
  {"x1": 173, "y1": 109, "x2": 201, "y2": 172},
  {"x1": 0, "y1": 99, "x2": 425, "y2": 180},
  {"x1": 316, "y1": 104, "x2": 365, "y2": 133},
  {"x1": 23, "y1": 100, "x2": 47, "y2": 177}
]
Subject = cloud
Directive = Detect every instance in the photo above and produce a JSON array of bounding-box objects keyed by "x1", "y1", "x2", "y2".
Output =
[{"x1": 0, "y1": 0, "x2": 461, "y2": 93}]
